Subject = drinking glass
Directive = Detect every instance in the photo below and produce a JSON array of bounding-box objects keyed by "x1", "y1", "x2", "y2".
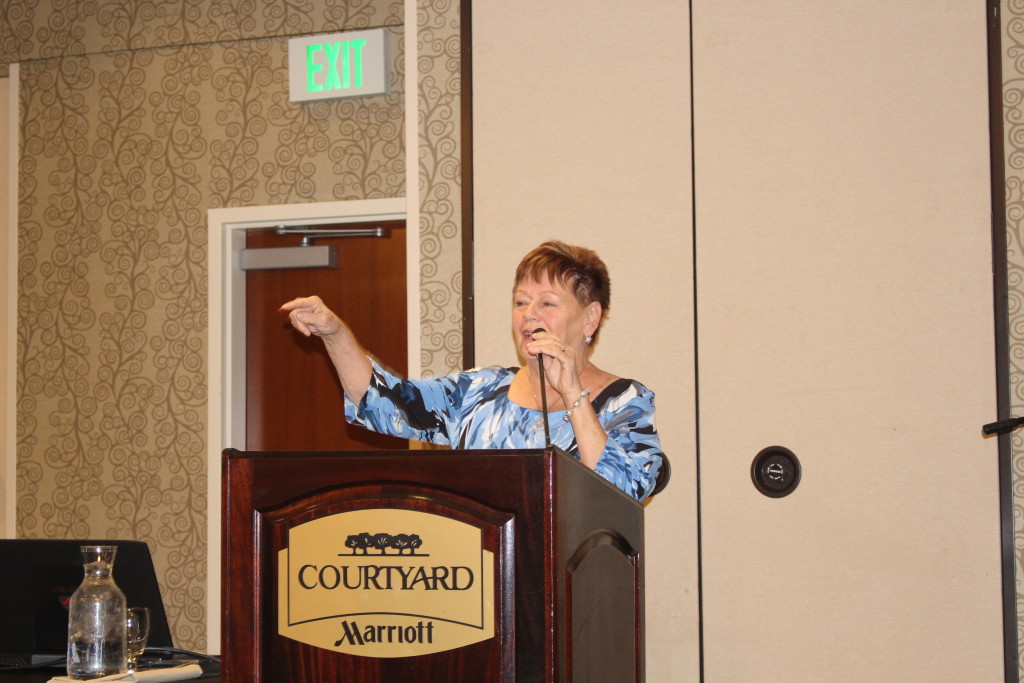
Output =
[{"x1": 124, "y1": 607, "x2": 151, "y2": 672}]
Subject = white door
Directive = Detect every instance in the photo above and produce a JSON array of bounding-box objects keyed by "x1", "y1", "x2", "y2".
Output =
[{"x1": 694, "y1": 2, "x2": 1004, "y2": 680}]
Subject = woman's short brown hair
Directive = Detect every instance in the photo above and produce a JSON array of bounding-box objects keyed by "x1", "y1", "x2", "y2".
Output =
[{"x1": 514, "y1": 241, "x2": 610, "y2": 340}]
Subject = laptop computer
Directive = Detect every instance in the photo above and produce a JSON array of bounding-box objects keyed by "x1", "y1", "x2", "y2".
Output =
[{"x1": 0, "y1": 539, "x2": 173, "y2": 667}]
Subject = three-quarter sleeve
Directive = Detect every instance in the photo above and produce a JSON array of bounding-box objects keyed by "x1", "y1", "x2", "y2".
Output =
[
  {"x1": 343, "y1": 358, "x2": 460, "y2": 445},
  {"x1": 591, "y1": 382, "x2": 664, "y2": 501}
]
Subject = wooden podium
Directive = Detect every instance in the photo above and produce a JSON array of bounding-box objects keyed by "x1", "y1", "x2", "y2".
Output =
[{"x1": 221, "y1": 446, "x2": 646, "y2": 682}]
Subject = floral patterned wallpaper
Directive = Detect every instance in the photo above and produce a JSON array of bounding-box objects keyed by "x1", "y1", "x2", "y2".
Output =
[
  {"x1": 2, "y1": 0, "x2": 465, "y2": 651},
  {"x1": 416, "y1": 0, "x2": 464, "y2": 374}
]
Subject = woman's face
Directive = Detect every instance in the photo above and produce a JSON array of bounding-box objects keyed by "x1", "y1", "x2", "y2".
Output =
[{"x1": 512, "y1": 273, "x2": 598, "y2": 359}]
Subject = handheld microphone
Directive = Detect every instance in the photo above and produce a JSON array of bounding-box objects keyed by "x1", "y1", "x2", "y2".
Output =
[{"x1": 532, "y1": 328, "x2": 552, "y2": 446}]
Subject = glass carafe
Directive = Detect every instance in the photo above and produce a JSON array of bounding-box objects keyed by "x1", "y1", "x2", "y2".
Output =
[{"x1": 66, "y1": 545, "x2": 127, "y2": 680}]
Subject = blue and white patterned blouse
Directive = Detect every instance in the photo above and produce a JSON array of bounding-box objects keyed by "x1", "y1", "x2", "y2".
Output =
[{"x1": 344, "y1": 359, "x2": 664, "y2": 501}]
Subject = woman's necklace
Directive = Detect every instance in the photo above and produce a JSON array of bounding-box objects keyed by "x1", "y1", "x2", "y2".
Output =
[
  {"x1": 532, "y1": 388, "x2": 564, "y2": 412},
  {"x1": 531, "y1": 390, "x2": 562, "y2": 432}
]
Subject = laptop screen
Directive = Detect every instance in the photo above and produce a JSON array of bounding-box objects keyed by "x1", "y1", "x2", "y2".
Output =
[{"x1": 0, "y1": 540, "x2": 173, "y2": 657}]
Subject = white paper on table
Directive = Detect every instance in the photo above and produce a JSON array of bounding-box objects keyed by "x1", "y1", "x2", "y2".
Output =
[{"x1": 47, "y1": 663, "x2": 203, "y2": 682}]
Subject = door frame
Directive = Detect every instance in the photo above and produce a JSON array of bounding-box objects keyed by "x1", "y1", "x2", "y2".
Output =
[
  {"x1": 206, "y1": 197, "x2": 409, "y2": 650},
  {"x1": 2, "y1": 66, "x2": 17, "y2": 539}
]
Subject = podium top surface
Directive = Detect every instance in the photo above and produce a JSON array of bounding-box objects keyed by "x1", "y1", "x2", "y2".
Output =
[{"x1": 222, "y1": 445, "x2": 643, "y2": 509}]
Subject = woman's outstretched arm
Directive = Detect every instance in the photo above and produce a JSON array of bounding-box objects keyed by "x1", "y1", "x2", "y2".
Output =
[{"x1": 280, "y1": 295, "x2": 373, "y2": 405}]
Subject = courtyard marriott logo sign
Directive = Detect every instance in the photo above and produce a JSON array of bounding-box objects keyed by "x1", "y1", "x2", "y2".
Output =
[{"x1": 278, "y1": 508, "x2": 495, "y2": 657}]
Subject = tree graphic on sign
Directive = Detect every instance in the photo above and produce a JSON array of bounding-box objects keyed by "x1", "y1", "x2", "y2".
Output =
[{"x1": 343, "y1": 532, "x2": 424, "y2": 555}]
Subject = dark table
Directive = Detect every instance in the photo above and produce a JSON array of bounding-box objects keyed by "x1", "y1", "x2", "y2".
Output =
[
  {"x1": 0, "y1": 657, "x2": 220, "y2": 682},
  {"x1": 0, "y1": 674, "x2": 219, "y2": 683}
]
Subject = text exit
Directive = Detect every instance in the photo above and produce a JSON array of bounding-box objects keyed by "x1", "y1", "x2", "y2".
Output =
[{"x1": 289, "y1": 29, "x2": 390, "y2": 102}]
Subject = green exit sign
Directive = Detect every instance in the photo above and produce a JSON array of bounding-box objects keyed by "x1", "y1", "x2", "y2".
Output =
[{"x1": 289, "y1": 29, "x2": 390, "y2": 102}]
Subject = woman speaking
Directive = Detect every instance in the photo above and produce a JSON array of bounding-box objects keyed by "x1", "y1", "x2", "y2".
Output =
[{"x1": 281, "y1": 241, "x2": 664, "y2": 501}]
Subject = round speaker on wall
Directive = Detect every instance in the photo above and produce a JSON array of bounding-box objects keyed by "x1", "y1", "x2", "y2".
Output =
[{"x1": 751, "y1": 445, "x2": 802, "y2": 498}]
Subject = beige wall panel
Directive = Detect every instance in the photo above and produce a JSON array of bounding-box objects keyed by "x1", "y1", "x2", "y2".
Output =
[
  {"x1": 695, "y1": 1, "x2": 1002, "y2": 680},
  {"x1": 472, "y1": 2, "x2": 699, "y2": 679}
]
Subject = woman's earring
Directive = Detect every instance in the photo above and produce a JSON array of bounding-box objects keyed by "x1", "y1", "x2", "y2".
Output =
[{"x1": 585, "y1": 335, "x2": 593, "y2": 345}]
